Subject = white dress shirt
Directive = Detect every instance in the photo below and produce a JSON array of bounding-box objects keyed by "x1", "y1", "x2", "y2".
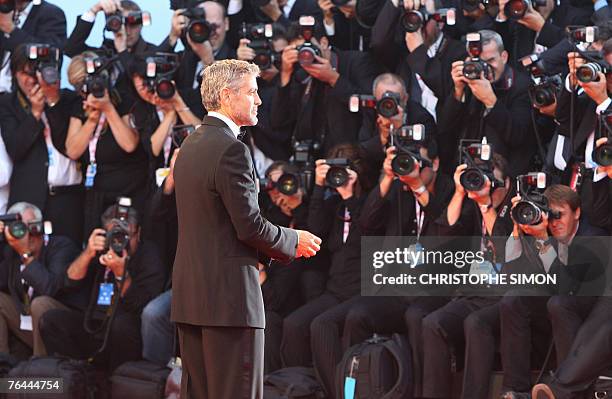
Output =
[
  {"x1": 0, "y1": 129, "x2": 12, "y2": 214},
  {"x1": 207, "y1": 111, "x2": 241, "y2": 139},
  {"x1": 0, "y1": 1, "x2": 34, "y2": 93}
]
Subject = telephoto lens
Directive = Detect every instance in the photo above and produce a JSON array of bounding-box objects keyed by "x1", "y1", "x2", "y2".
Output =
[
  {"x1": 105, "y1": 12, "x2": 124, "y2": 32},
  {"x1": 504, "y1": 0, "x2": 529, "y2": 19},
  {"x1": 188, "y1": 20, "x2": 211, "y2": 43},
  {"x1": 106, "y1": 222, "x2": 130, "y2": 254},
  {"x1": 576, "y1": 62, "x2": 605, "y2": 83},
  {"x1": 376, "y1": 92, "x2": 400, "y2": 118},
  {"x1": 511, "y1": 200, "x2": 544, "y2": 225},
  {"x1": 460, "y1": 167, "x2": 487, "y2": 191},
  {"x1": 400, "y1": 10, "x2": 424, "y2": 33},
  {"x1": 593, "y1": 141, "x2": 612, "y2": 166},
  {"x1": 0, "y1": 0, "x2": 14, "y2": 13},
  {"x1": 391, "y1": 153, "x2": 417, "y2": 176},
  {"x1": 276, "y1": 173, "x2": 300, "y2": 195},
  {"x1": 155, "y1": 78, "x2": 176, "y2": 100}
]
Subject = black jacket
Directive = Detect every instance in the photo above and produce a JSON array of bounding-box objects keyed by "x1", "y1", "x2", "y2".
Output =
[
  {"x1": 590, "y1": 178, "x2": 612, "y2": 233},
  {"x1": 0, "y1": 89, "x2": 77, "y2": 210},
  {"x1": 437, "y1": 66, "x2": 535, "y2": 177}
]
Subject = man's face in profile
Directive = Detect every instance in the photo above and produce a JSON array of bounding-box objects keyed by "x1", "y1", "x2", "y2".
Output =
[{"x1": 228, "y1": 74, "x2": 262, "y2": 126}]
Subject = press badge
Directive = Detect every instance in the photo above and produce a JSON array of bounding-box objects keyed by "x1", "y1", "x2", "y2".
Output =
[
  {"x1": 407, "y1": 243, "x2": 424, "y2": 268},
  {"x1": 344, "y1": 357, "x2": 359, "y2": 399},
  {"x1": 155, "y1": 167, "x2": 170, "y2": 187},
  {"x1": 97, "y1": 283, "x2": 114, "y2": 306},
  {"x1": 20, "y1": 314, "x2": 32, "y2": 331},
  {"x1": 85, "y1": 163, "x2": 97, "y2": 188}
]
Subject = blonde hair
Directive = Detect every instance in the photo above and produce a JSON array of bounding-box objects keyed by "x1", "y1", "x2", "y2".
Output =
[
  {"x1": 67, "y1": 51, "x2": 98, "y2": 89},
  {"x1": 200, "y1": 59, "x2": 260, "y2": 111}
]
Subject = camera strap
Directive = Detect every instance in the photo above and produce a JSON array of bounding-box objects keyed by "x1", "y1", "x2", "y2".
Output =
[
  {"x1": 156, "y1": 108, "x2": 174, "y2": 167},
  {"x1": 88, "y1": 113, "x2": 107, "y2": 165},
  {"x1": 415, "y1": 199, "x2": 424, "y2": 242},
  {"x1": 342, "y1": 207, "x2": 350, "y2": 243}
]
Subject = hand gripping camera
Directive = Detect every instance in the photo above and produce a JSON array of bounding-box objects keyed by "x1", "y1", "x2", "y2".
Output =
[
  {"x1": 520, "y1": 54, "x2": 562, "y2": 107},
  {"x1": 105, "y1": 197, "x2": 132, "y2": 255},
  {"x1": 593, "y1": 110, "x2": 612, "y2": 167},
  {"x1": 458, "y1": 138, "x2": 504, "y2": 192},
  {"x1": 390, "y1": 124, "x2": 431, "y2": 176},
  {"x1": 240, "y1": 23, "x2": 280, "y2": 70},
  {"x1": 171, "y1": 0, "x2": 214, "y2": 43},
  {"x1": 349, "y1": 91, "x2": 401, "y2": 118},
  {"x1": 323, "y1": 158, "x2": 352, "y2": 188},
  {"x1": 398, "y1": 0, "x2": 456, "y2": 33},
  {"x1": 25, "y1": 44, "x2": 61, "y2": 85},
  {"x1": 296, "y1": 16, "x2": 320, "y2": 67},
  {"x1": 463, "y1": 33, "x2": 493, "y2": 80},
  {"x1": 82, "y1": 55, "x2": 115, "y2": 98},
  {"x1": 575, "y1": 51, "x2": 610, "y2": 84},
  {"x1": 0, "y1": 214, "x2": 44, "y2": 241},
  {"x1": 105, "y1": 10, "x2": 151, "y2": 33},
  {"x1": 511, "y1": 172, "x2": 559, "y2": 225},
  {"x1": 503, "y1": 0, "x2": 546, "y2": 19},
  {"x1": 566, "y1": 26, "x2": 599, "y2": 45},
  {"x1": 144, "y1": 53, "x2": 180, "y2": 100}
]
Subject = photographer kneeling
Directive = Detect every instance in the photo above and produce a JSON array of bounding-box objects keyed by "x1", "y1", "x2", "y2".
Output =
[
  {"x1": 40, "y1": 201, "x2": 165, "y2": 371},
  {"x1": 0, "y1": 202, "x2": 80, "y2": 357}
]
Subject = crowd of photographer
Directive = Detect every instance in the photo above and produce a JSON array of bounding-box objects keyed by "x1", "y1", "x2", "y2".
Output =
[{"x1": 0, "y1": 0, "x2": 610, "y2": 397}]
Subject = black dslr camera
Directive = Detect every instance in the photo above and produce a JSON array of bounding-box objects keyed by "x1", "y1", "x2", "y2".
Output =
[
  {"x1": 398, "y1": 0, "x2": 456, "y2": 33},
  {"x1": 0, "y1": 213, "x2": 45, "y2": 242},
  {"x1": 390, "y1": 124, "x2": 430, "y2": 176},
  {"x1": 593, "y1": 110, "x2": 612, "y2": 167},
  {"x1": 105, "y1": 10, "x2": 151, "y2": 32},
  {"x1": 566, "y1": 26, "x2": 599, "y2": 45},
  {"x1": 458, "y1": 139, "x2": 504, "y2": 192},
  {"x1": 240, "y1": 23, "x2": 280, "y2": 70},
  {"x1": 144, "y1": 53, "x2": 179, "y2": 100},
  {"x1": 349, "y1": 91, "x2": 401, "y2": 118},
  {"x1": 0, "y1": 0, "x2": 40, "y2": 14},
  {"x1": 171, "y1": 0, "x2": 213, "y2": 43},
  {"x1": 104, "y1": 197, "x2": 132, "y2": 255},
  {"x1": 82, "y1": 55, "x2": 114, "y2": 98},
  {"x1": 463, "y1": 33, "x2": 493, "y2": 80},
  {"x1": 521, "y1": 54, "x2": 562, "y2": 107},
  {"x1": 25, "y1": 44, "x2": 60, "y2": 85},
  {"x1": 511, "y1": 172, "x2": 559, "y2": 225},
  {"x1": 172, "y1": 124, "x2": 196, "y2": 147},
  {"x1": 296, "y1": 16, "x2": 320, "y2": 66},
  {"x1": 323, "y1": 158, "x2": 352, "y2": 188},
  {"x1": 293, "y1": 139, "x2": 321, "y2": 164},
  {"x1": 503, "y1": 0, "x2": 546, "y2": 19},
  {"x1": 575, "y1": 51, "x2": 610, "y2": 83}
]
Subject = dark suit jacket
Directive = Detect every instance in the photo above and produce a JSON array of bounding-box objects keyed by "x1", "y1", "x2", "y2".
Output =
[
  {"x1": 0, "y1": 0, "x2": 66, "y2": 55},
  {"x1": 0, "y1": 89, "x2": 76, "y2": 210},
  {"x1": 171, "y1": 116, "x2": 298, "y2": 328}
]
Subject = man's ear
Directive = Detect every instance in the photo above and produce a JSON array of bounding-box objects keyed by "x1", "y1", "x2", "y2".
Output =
[
  {"x1": 501, "y1": 50, "x2": 509, "y2": 65},
  {"x1": 432, "y1": 157, "x2": 440, "y2": 173},
  {"x1": 219, "y1": 86, "x2": 231, "y2": 107},
  {"x1": 225, "y1": 18, "x2": 230, "y2": 32},
  {"x1": 575, "y1": 207, "x2": 581, "y2": 221}
]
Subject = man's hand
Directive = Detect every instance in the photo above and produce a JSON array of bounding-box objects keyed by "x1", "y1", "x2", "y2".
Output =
[
  {"x1": 579, "y1": 72, "x2": 609, "y2": 105},
  {"x1": 301, "y1": 55, "x2": 340, "y2": 86},
  {"x1": 86, "y1": 228, "x2": 107, "y2": 258},
  {"x1": 188, "y1": 35, "x2": 215, "y2": 66},
  {"x1": 595, "y1": 138, "x2": 612, "y2": 178},
  {"x1": 114, "y1": 25, "x2": 128, "y2": 53},
  {"x1": 496, "y1": 0, "x2": 509, "y2": 21},
  {"x1": 259, "y1": 0, "x2": 283, "y2": 21},
  {"x1": 4, "y1": 224, "x2": 30, "y2": 257},
  {"x1": 462, "y1": 4, "x2": 486, "y2": 20},
  {"x1": 453, "y1": 163, "x2": 468, "y2": 196},
  {"x1": 335, "y1": 169, "x2": 357, "y2": 199},
  {"x1": 0, "y1": 10, "x2": 15, "y2": 34},
  {"x1": 382, "y1": 146, "x2": 397, "y2": 179},
  {"x1": 84, "y1": 91, "x2": 113, "y2": 113},
  {"x1": 99, "y1": 248, "x2": 128, "y2": 278},
  {"x1": 164, "y1": 148, "x2": 180, "y2": 194},
  {"x1": 295, "y1": 230, "x2": 322, "y2": 258},
  {"x1": 536, "y1": 99, "x2": 556, "y2": 117},
  {"x1": 398, "y1": 159, "x2": 423, "y2": 190},
  {"x1": 169, "y1": 9, "x2": 187, "y2": 45},
  {"x1": 280, "y1": 45, "x2": 298, "y2": 86},
  {"x1": 37, "y1": 72, "x2": 61, "y2": 106},
  {"x1": 237, "y1": 38, "x2": 256, "y2": 61},
  {"x1": 567, "y1": 52, "x2": 586, "y2": 88},
  {"x1": 451, "y1": 60, "x2": 469, "y2": 100},
  {"x1": 467, "y1": 74, "x2": 497, "y2": 108},
  {"x1": 466, "y1": 177, "x2": 492, "y2": 206},
  {"x1": 517, "y1": 2, "x2": 545, "y2": 32},
  {"x1": 405, "y1": 30, "x2": 425, "y2": 53},
  {"x1": 376, "y1": 105, "x2": 404, "y2": 146},
  {"x1": 318, "y1": 0, "x2": 335, "y2": 25},
  {"x1": 29, "y1": 83, "x2": 46, "y2": 120},
  {"x1": 314, "y1": 159, "x2": 331, "y2": 186},
  {"x1": 90, "y1": 0, "x2": 120, "y2": 15}
]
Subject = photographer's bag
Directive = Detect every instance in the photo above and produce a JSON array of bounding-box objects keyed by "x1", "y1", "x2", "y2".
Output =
[
  {"x1": 263, "y1": 367, "x2": 326, "y2": 398},
  {"x1": 110, "y1": 360, "x2": 171, "y2": 399},
  {"x1": 335, "y1": 333, "x2": 412, "y2": 399},
  {"x1": 7, "y1": 356, "x2": 96, "y2": 399}
]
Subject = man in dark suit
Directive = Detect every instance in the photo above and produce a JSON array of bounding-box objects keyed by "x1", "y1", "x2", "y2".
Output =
[{"x1": 172, "y1": 59, "x2": 322, "y2": 399}]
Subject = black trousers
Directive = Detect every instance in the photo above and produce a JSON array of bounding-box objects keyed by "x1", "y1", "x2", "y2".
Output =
[
  {"x1": 422, "y1": 296, "x2": 498, "y2": 398},
  {"x1": 548, "y1": 296, "x2": 612, "y2": 399},
  {"x1": 177, "y1": 322, "x2": 264, "y2": 399},
  {"x1": 44, "y1": 188, "x2": 84, "y2": 245},
  {"x1": 547, "y1": 295, "x2": 598, "y2": 364},
  {"x1": 264, "y1": 311, "x2": 283, "y2": 374},
  {"x1": 499, "y1": 293, "x2": 552, "y2": 393},
  {"x1": 39, "y1": 308, "x2": 142, "y2": 371}
]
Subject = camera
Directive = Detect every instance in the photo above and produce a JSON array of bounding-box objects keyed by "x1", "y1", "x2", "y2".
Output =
[
  {"x1": 566, "y1": 26, "x2": 599, "y2": 44},
  {"x1": 240, "y1": 23, "x2": 280, "y2": 70},
  {"x1": 458, "y1": 139, "x2": 504, "y2": 192},
  {"x1": 82, "y1": 55, "x2": 113, "y2": 98},
  {"x1": 461, "y1": 0, "x2": 490, "y2": 12},
  {"x1": 390, "y1": 124, "x2": 430, "y2": 176},
  {"x1": 463, "y1": 33, "x2": 492, "y2": 80},
  {"x1": 25, "y1": 44, "x2": 60, "y2": 85},
  {"x1": 576, "y1": 58, "x2": 610, "y2": 83},
  {"x1": 398, "y1": 1, "x2": 456, "y2": 33},
  {"x1": 172, "y1": 124, "x2": 196, "y2": 147},
  {"x1": 104, "y1": 197, "x2": 132, "y2": 255},
  {"x1": 0, "y1": 0, "x2": 39, "y2": 14},
  {"x1": 349, "y1": 91, "x2": 401, "y2": 118},
  {"x1": 296, "y1": 16, "x2": 320, "y2": 66},
  {"x1": 170, "y1": 0, "x2": 213, "y2": 43},
  {"x1": 593, "y1": 110, "x2": 612, "y2": 167},
  {"x1": 323, "y1": 158, "x2": 351, "y2": 188},
  {"x1": 144, "y1": 53, "x2": 179, "y2": 100},
  {"x1": 260, "y1": 172, "x2": 303, "y2": 195},
  {"x1": 504, "y1": 0, "x2": 546, "y2": 19},
  {"x1": 293, "y1": 139, "x2": 320, "y2": 164},
  {"x1": 0, "y1": 214, "x2": 44, "y2": 241},
  {"x1": 520, "y1": 54, "x2": 562, "y2": 107},
  {"x1": 511, "y1": 172, "x2": 559, "y2": 225},
  {"x1": 105, "y1": 11, "x2": 151, "y2": 33}
]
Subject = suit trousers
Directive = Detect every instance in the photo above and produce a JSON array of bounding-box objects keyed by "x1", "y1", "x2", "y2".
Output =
[{"x1": 177, "y1": 322, "x2": 264, "y2": 399}]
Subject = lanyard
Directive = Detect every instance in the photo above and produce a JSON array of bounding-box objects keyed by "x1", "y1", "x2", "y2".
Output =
[
  {"x1": 342, "y1": 207, "x2": 351, "y2": 244},
  {"x1": 415, "y1": 198, "x2": 424, "y2": 242},
  {"x1": 156, "y1": 108, "x2": 174, "y2": 167},
  {"x1": 88, "y1": 114, "x2": 107, "y2": 164}
]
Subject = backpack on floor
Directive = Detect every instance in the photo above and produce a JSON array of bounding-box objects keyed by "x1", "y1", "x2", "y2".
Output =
[
  {"x1": 110, "y1": 360, "x2": 171, "y2": 399},
  {"x1": 263, "y1": 367, "x2": 326, "y2": 398},
  {"x1": 335, "y1": 333, "x2": 412, "y2": 399}
]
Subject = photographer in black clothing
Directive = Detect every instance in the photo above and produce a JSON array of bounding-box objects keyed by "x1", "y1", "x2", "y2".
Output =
[
  {"x1": 40, "y1": 202, "x2": 165, "y2": 371},
  {"x1": 272, "y1": 20, "x2": 385, "y2": 156},
  {"x1": 439, "y1": 29, "x2": 535, "y2": 177},
  {"x1": 358, "y1": 73, "x2": 437, "y2": 172}
]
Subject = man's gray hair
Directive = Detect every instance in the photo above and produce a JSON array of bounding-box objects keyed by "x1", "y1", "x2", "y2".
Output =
[
  {"x1": 477, "y1": 29, "x2": 505, "y2": 54},
  {"x1": 372, "y1": 73, "x2": 407, "y2": 99},
  {"x1": 7, "y1": 202, "x2": 42, "y2": 222},
  {"x1": 200, "y1": 60, "x2": 260, "y2": 111}
]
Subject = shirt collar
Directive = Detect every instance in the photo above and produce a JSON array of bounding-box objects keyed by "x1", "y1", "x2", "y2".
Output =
[
  {"x1": 207, "y1": 111, "x2": 241, "y2": 139},
  {"x1": 283, "y1": 0, "x2": 297, "y2": 18}
]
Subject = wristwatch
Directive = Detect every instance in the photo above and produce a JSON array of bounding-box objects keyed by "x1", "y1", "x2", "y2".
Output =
[
  {"x1": 20, "y1": 252, "x2": 33, "y2": 262},
  {"x1": 412, "y1": 185, "x2": 427, "y2": 196}
]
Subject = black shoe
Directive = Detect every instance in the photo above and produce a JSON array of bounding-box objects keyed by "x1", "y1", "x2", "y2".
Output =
[
  {"x1": 501, "y1": 391, "x2": 532, "y2": 399},
  {"x1": 532, "y1": 384, "x2": 556, "y2": 399}
]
